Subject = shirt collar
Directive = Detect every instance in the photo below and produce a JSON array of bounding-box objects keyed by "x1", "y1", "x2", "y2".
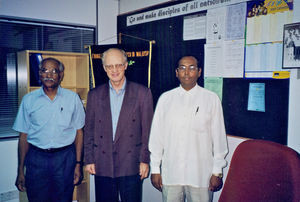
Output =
[
  {"x1": 57, "y1": 86, "x2": 62, "y2": 96},
  {"x1": 38, "y1": 86, "x2": 62, "y2": 97},
  {"x1": 109, "y1": 78, "x2": 126, "y2": 93},
  {"x1": 178, "y1": 84, "x2": 199, "y2": 96}
]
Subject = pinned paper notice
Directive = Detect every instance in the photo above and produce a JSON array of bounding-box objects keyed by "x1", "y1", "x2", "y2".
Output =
[
  {"x1": 247, "y1": 83, "x2": 265, "y2": 112},
  {"x1": 204, "y1": 77, "x2": 223, "y2": 101}
]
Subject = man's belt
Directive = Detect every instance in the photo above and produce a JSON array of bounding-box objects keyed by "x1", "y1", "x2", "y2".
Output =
[{"x1": 30, "y1": 143, "x2": 73, "y2": 153}]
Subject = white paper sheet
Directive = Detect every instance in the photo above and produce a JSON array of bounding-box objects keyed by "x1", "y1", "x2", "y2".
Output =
[
  {"x1": 247, "y1": 11, "x2": 293, "y2": 44},
  {"x1": 245, "y1": 42, "x2": 283, "y2": 77},
  {"x1": 204, "y1": 40, "x2": 245, "y2": 78},
  {"x1": 183, "y1": 13, "x2": 207, "y2": 41},
  {"x1": 223, "y1": 39, "x2": 245, "y2": 77},
  {"x1": 204, "y1": 43, "x2": 223, "y2": 77},
  {"x1": 206, "y1": 7, "x2": 226, "y2": 43},
  {"x1": 226, "y1": 2, "x2": 247, "y2": 40}
]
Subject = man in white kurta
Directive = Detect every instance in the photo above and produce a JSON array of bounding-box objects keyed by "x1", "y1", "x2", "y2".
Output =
[{"x1": 149, "y1": 56, "x2": 228, "y2": 202}]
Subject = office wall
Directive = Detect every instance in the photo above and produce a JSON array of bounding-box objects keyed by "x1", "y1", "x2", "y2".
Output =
[
  {"x1": 118, "y1": 0, "x2": 300, "y2": 201},
  {"x1": 117, "y1": 1, "x2": 244, "y2": 202},
  {"x1": 0, "y1": 1, "x2": 96, "y2": 201},
  {"x1": 0, "y1": 0, "x2": 298, "y2": 201},
  {"x1": 288, "y1": 1, "x2": 300, "y2": 153},
  {"x1": 0, "y1": 0, "x2": 96, "y2": 26},
  {"x1": 0, "y1": 139, "x2": 18, "y2": 202},
  {"x1": 118, "y1": 0, "x2": 300, "y2": 153},
  {"x1": 0, "y1": 1, "x2": 118, "y2": 201},
  {"x1": 119, "y1": 0, "x2": 170, "y2": 14},
  {"x1": 97, "y1": 0, "x2": 118, "y2": 44},
  {"x1": 288, "y1": 69, "x2": 300, "y2": 153}
]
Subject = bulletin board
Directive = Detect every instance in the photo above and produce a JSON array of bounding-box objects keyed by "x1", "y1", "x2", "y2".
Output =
[
  {"x1": 222, "y1": 78, "x2": 289, "y2": 144},
  {"x1": 117, "y1": 0, "x2": 289, "y2": 144}
]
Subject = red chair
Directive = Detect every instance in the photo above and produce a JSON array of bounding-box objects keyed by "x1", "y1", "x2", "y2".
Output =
[{"x1": 219, "y1": 139, "x2": 300, "y2": 202}]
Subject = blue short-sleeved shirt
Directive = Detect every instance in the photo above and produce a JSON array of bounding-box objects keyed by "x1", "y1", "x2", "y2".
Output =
[{"x1": 13, "y1": 86, "x2": 85, "y2": 149}]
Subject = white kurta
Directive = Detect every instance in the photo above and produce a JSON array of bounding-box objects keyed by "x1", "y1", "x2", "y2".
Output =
[{"x1": 149, "y1": 85, "x2": 228, "y2": 188}]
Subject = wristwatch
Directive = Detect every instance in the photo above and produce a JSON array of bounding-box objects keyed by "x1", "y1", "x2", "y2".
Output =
[{"x1": 212, "y1": 173, "x2": 223, "y2": 178}]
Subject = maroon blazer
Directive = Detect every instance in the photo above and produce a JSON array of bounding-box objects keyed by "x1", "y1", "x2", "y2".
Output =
[{"x1": 84, "y1": 81, "x2": 153, "y2": 178}]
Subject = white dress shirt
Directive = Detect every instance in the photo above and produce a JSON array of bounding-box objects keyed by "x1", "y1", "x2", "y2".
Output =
[{"x1": 149, "y1": 84, "x2": 228, "y2": 188}]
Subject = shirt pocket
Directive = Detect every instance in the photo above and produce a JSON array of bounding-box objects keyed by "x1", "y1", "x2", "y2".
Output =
[
  {"x1": 58, "y1": 107, "x2": 73, "y2": 127},
  {"x1": 192, "y1": 109, "x2": 210, "y2": 133}
]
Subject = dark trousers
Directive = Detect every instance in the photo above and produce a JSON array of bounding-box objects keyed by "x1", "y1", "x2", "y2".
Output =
[
  {"x1": 95, "y1": 174, "x2": 142, "y2": 202},
  {"x1": 25, "y1": 145, "x2": 76, "y2": 202}
]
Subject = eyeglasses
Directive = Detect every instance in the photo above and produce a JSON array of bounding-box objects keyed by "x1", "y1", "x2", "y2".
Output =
[
  {"x1": 40, "y1": 68, "x2": 60, "y2": 75},
  {"x1": 104, "y1": 64, "x2": 125, "y2": 71},
  {"x1": 177, "y1": 65, "x2": 198, "y2": 73}
]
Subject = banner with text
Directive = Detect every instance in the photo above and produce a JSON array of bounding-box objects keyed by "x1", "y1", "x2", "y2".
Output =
[{"x1": 127, "y1": 0, "x2": 247, "y2": 26}]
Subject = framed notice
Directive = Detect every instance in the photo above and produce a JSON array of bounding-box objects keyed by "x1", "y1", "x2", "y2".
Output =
[{"x1": 282, "y1": 22, "x2": 300, "y2": 69}]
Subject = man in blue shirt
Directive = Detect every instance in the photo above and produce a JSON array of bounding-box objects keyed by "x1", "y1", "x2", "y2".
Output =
[{"x1": 13, "y1": 57, "x2": 85, "y2": 202}]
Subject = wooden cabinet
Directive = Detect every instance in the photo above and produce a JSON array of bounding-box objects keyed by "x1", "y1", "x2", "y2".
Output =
[
  {"x1": 17, "y1": 50, "x2": 90, "y2": 107},
  {"x1": 17, "y1": 50, "x2": 90, "y2": 202}
]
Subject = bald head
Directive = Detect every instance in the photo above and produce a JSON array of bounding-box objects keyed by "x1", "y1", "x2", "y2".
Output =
[{"x1": 102, "y1": 48, "x2": 127, "y2": 65}]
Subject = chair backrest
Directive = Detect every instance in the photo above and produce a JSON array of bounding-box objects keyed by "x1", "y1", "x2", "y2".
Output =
[{"x1": 219, "y1": 139, "x2": 300, "y2": 202}]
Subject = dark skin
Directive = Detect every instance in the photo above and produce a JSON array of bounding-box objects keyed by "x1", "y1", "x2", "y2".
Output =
[
  {"x1": 175, "y1": 56, "x2": 201, "y2": 91},
  {"x1": 16, "y1": 132, "x2": 28, "y2": 192},
  {"x1": 40, "y1": 60, "x2": 64, "y2": 100},
  {"x1": 150, "y1": 56, "x2": 223, "y2": 192},
  {"x1": 151, "y1": 174, "x2": 162, "y2": 192},
  {"x1": 150, "y1": 174, "x2": 223, "y2": 192},
  {"x1": 15, "y1": 60, "x2": 83, "y2": 191},
  {"x1": 209, "y1": 175, "x2": 223, "y2": 192}
]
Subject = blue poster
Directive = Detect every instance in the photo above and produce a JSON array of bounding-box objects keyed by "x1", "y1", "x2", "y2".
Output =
[{"x1": 247, "y1": 83, "x2": 265, "y2": 112}]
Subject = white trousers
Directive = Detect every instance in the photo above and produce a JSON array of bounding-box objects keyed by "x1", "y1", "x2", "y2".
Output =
[{"x1": 162, "y1": 185, "x2": 213, "y2": 202}]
